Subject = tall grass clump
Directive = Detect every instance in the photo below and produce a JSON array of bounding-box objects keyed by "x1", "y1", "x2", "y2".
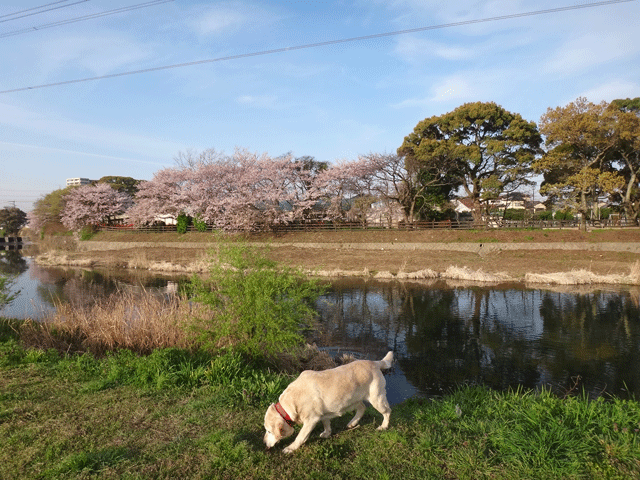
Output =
[
  {"x1": 188, "y1": 241, "x2": 324, "y2": 360},
  {"x1": 18, "y1": 290, "x2": 202, "y2": 356}
]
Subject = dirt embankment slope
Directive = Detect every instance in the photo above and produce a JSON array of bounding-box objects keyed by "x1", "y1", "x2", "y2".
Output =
[{"x1": 34, "y1": 228, "x2": 640, "y2": 285}]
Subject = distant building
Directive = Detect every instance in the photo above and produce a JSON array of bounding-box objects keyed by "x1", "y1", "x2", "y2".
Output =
[
  {"x1": 453, "y1": 198, "x2": 474, "y2": 214},
  {"x1": 66, "y1": 178, "x2": 93, "y2": 187}
]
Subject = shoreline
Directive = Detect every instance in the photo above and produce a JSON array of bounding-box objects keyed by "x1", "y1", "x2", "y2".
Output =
[{"x1": 33, "y1": 238, "x2": 640, "y2": 287}]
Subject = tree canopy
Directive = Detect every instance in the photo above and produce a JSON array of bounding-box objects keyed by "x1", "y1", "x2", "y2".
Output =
[
  {"x1": 28, "y1": 187, "x2": 75, "y2": 234},
  {"x1": 534, "y1": 97, "x2": 626, "y2": 229},
  {"x1": 97, "y1": 176, "x2": 142, "y2": 196},
  {"x1": 398, "y1": 101, "x2": 542, "y2": 221},
  {"x1": 61, "y1": 183, "x2": 133, "y2": 231},
  {"x1": 0, "y1": 207, "x2": 27, "y2": 235},
  {"x1": 608, "y1": 97, "x2": 640, "y2": 224}
]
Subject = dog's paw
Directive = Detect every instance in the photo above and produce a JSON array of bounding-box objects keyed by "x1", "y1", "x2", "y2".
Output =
[
  {"x1": 283, "y1": 446, "x2": 295, "y2": 454},
  {"x1": 346, "y1": 423, "x2": 360, "y2": 430},
  {"x1": 319, "y1": 431, "x2": 331, "y2": 439}
]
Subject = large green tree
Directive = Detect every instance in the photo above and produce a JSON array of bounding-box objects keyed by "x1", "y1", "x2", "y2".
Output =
[
  {"x1": 398, "y1": 101, "x2": 541, "y2": 221},
  {"x1": 534, "y1": 98, "x2": 624, "y2": 230},
  {"x1": 608, "y1": 97, "x2": 640, "y2": 225},
  {"x1": 97, "y1": 176, "x2": 142, "y2": 196},
  {"x1": 0, "y1": 207, "x2": 27, "y2": 235},
  {"x1": 29, "y1": 187, "x2": 75, "y2": 234}
]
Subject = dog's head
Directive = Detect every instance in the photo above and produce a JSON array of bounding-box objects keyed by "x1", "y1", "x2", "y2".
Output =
[{"x1": 263, "y1": 404, "x2": 295, "y2": 449}]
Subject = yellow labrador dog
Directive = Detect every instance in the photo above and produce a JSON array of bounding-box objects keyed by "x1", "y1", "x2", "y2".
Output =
[{"x1": 263, "y1": 351, "x2": 393, "y2": 453}]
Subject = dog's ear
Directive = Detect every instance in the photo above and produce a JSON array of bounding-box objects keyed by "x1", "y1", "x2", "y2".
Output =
[{"x1": 279, "y1": 424, "x2": 287, "y2": 436}]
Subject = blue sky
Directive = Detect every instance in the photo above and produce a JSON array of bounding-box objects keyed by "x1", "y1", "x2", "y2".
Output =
[{"x1": 1, "y1": 0, "x2": 639, "y2": 211}]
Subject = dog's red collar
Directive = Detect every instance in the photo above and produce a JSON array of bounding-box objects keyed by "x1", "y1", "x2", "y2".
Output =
[{"x1": 274, "y1": 402, "x2": 295, "y2": 427}]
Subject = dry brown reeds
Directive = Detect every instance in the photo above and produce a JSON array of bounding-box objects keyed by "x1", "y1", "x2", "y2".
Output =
[
  {"x1": 19, "y1": 290, "x2": 206, "y2": 356},
  {"x1": 525, "y1": 260, "x2": 640, "y2": 286},
  {"x1": 442, "y1": 266, "x2": 512, "y2": 283}
]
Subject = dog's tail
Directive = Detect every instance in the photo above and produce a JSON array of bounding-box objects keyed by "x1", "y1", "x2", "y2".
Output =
[{"x1": 376, "y1": 351, "x2": 393, "y2": 370}]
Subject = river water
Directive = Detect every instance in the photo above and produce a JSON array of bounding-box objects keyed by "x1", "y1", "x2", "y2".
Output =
[{"x1": 2, "y1": 250, "x2": 640, "y2": 404}]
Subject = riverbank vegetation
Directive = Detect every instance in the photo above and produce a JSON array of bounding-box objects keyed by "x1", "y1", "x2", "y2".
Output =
[
  {"x1": 2, "y1": 322, "x2": 639, "y2": 479},
  {"x1": 2, "y1": 243, "x2": 640, "y2": 478}
]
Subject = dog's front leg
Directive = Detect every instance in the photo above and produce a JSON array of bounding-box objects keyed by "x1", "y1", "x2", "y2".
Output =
[{"x1": 283, "y1": 420, "x2": 317, "y2": 454}]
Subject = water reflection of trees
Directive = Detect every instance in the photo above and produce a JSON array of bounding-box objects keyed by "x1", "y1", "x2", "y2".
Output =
[
  {"x1": 0, "y1": 251, "x2": 28, "y2": 276},
  {"x1": 22, "y1": 259, "x2": 183, "y2": 314},
  {"x1": 315, "y1": 280, "x2": 640, "y2": 399},
  {"x1": 538, "y1": 291, "x2": 640, "y2": 398}
]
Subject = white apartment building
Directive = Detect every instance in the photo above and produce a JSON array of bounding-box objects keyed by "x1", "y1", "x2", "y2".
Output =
[{"x1": 66, "y1": 178, "x2": 93, "y2": 187}]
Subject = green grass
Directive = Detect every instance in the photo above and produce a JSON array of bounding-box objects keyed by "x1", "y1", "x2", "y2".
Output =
[{"x1": 2, "y1": 324, "x2": 639, "y2": 479}]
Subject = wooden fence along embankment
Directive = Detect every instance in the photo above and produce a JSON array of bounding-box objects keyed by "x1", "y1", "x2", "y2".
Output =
[{"x1": 96, "y1": 217, "x2": 638, "y2": 234}]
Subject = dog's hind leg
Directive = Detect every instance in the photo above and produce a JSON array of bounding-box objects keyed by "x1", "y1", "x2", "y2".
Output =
[
  {"x1": 369, "y1": 395, "x2": 391, "y2": 430},
  {"x1": 346, "y1": 402, "x2": 366, "y2": 429}
]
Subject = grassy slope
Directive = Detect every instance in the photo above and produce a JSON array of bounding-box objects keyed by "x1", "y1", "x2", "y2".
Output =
[{"x1": 2, "y1": 327, "x2": 639, "y2": 480}]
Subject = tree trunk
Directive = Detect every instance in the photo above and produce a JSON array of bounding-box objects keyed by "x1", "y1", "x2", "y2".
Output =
[
  {"x1": 579, "y1": 191, "x2": 588, "y2": 232},
  {"x1": 623, "y1": 170, "x2": 639, "y2": 225}
]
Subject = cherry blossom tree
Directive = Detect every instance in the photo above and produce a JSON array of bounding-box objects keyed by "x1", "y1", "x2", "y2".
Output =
[
  {"x1": 127, "y1": 147, "x2": 414, "y2": 231},
  {"x1": 126, "y1": 167, "x2": 191, "y2": 225},
  {"x1": 129, "y1": 149, "x2": 323, "y2": 231},
  {"x1": 61, "y1": 183, "x2": 133, "y2": 231}
]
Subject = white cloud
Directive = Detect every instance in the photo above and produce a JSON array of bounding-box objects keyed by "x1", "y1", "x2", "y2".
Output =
[
  {"x1": 36, "y1": 33, "x2": 155, "y2": 78},
  {"x1": 429, "y1": 76, "x2": 475, "y2": 101},
  {"x1": 0, "y1": 141, "x2": 166, "y2": 167},
  {"x1": 188, "y1": 2, "x2": 280, "y2": 37},
  {"x1": 0, "y1": 102, "x2": 182, "y2": 160},
  {"x1": 192, "y1": 6, "x2": 247, "y2": 36},
  {"x1": 236, "y1": 94, "x2": 279, "y2": 109},
  {"x1": 577, "y1": 80, "x2": 640, "y2": 105},
  {"x1": 391, "y1": 72, "x2": 490, "y2": 109},
  {"x1": 393, "y1": 36, "x2": 473, "y2": 63},
  {"x1": 544, "y1": 30, "x2": 640, "y2": 77}
]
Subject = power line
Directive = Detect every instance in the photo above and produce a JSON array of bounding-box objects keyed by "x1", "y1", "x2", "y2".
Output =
[
  {"x1": 0, "y1": 0, "x2": 174, "y2": 39},
  {"x1": 0, "y1": 0, "x2": 75, "y2": 19},
  {"x1": 0, "y1": 0, "x2": 89, "y2": 24},
  {"x1": 0, "y1": 0, "x2": 635, "y2": 94}
]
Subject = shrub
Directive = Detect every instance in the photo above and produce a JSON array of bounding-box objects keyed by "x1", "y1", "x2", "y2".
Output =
[
  {"x1": 535, "y1": 210, "x2": 553, "y2": 220},
  {"x1": 189, "y1": 241, "x2": 324, "y2": 359},
  {"x1": 193, "y1": 215, "x2": 208, "y2": 232},
  {"x1": 79, "y1": 225, "x2": 96, "y2": 241},
  {"x1": 554, "y1": 210, "x2": 575, "y2": 221},
  {"x1": 176, "y1": 212, "x2": 191, "y2": 234},
  {"x1": 502, "y1": 209, "x2": 525, "y2": 221}
]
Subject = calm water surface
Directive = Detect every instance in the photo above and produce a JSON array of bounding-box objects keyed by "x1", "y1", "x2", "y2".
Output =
[{"x1": 3, "y1": 251, "x2": 640, "y2": 404}]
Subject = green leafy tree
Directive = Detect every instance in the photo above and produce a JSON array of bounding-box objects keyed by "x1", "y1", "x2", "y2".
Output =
[
  {"x1": 189, "y1": 242, "x2": 323, "y2": 359},
  {"x1": 608, "y1": 97, "x2": 640, "y2": 225},
  {"x1": 0, "y1": 207, "x2": 27, "y2": 235},
  {"x1": 97, "y1": 176, "x2": 142, "y2": 196},
  {"x1": 28, "y1": 187, "x2": 75, "y2": 234},
  {"x1": 534, "y1": 98, "x2": 624, "y2": 231},
  {"x1": 398, "y1": 101, "x2": 541, "y2": 221}
]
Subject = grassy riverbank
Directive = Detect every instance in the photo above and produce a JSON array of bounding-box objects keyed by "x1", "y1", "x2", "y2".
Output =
[
  {"x1": 5, "y1": 237, "x2": 640, "y2": 478},
  {"x1": 1, "y1": 322, "x2": 639, "y2": 479}
]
